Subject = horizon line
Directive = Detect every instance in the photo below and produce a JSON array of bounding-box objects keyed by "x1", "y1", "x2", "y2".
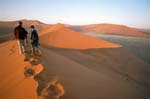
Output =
[{"x1": 0, "y1": 18, "x2": 149, "y2": 29}]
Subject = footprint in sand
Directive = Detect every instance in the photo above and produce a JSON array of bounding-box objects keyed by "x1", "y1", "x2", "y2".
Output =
[
  {"x1": 9, "y1": 45, "x2": 16, "y2": 56},
  {"x1": 24, "y1": 67, "x2": 35, "y2": 78},
  {"x1": 29, "y1": 57, "x2": 41, "y2": 65},
  {"x1": 23, "y1": 49, "x2": 64, "y2": 99},
  {"x1": 24, "y1": 64, "x2": 43, "y2": 78},
  {"x1": 24, "y1": 49, "x2": 42, "y2": 62},
  {"x1": 40, "y1": 79, "x2": 65, "y2": 99}
]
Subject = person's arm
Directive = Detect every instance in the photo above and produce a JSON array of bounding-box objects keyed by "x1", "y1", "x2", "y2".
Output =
[
  {"x1": 22, "y1": 28, "x2": 28, "y2": 39},
  {"x1": 31, "y1": 31, "x2": 34, "y2": 42},
  {"x1": 25, "y1": 30, "x2": 28, "y2": 39},
  {"x1": 36, "y1": 30, "x2": 39, "y2": 39}
]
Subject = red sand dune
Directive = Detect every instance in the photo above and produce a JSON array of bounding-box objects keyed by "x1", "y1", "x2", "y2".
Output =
[
  {"x1": 0, "y1": 19, "x2": 41, "y2": 28},
  {"x1": 0, "y1": 39, "x2": 150, "y2": 99},
  {"x1": 70, "y1": 24, "x2": 149, "y2": 37},
  {"x1": 40, "y1": 23, "x2": 121, "y2": 49},
  {"x1": 0, "y1": 19, "x2": 42, "y2": 37},
  {"x1": 38, "y1": 24, "x2": 53, "y2": 36},
  {"x1": 0, "y1": 41, "x2": 43, "y2": 99},
  {"x1": 0, "y1": 20, "x2": 50, "y2": 43},
  {"x1": 1, "y1": 20, "x2": 149, "y2": 44},
  {"x1": 38, "y1": 46, "x2": 150, "y2": 99},
  {"x1": 0, "y1": 22, "x2": 150, "y2": 99}
]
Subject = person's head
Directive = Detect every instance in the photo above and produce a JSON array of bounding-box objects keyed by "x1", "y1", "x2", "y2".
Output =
[
  {"x1": 30, "y1": 25, "x2": 35, "y2": 31},
  {"x1": 31, "y1": 25, "x2": 34, "y2": 29},
  {"x1": 19, "y1": 21, "x2": 23, "y2": 26}
]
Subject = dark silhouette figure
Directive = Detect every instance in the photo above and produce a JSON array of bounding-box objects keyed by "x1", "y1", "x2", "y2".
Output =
[{"x1": 14, "y1": 21, "x2": 28, "y2": 54}]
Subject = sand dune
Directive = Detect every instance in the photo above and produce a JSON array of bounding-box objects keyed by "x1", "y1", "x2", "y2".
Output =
[
  {"x1": 38, "y1": 24, "x2": 53, "y2": 36},
  {"x1": 0, "y1": 40, "x2": 43, "y2": 99},
  {"x1": 40, "y1": 23, "x2": 121, "y2": 49},
  {"x1": 35, "y1": 46, "x2": 150, "y2": 99},
  {"x1": 139, "y1": 28, "x2": 150, "y2": 34},
  {"x1": 0, "y1": 39, "x2": 150, "y2": 99},
  {"x1": 70, "y1": 24, "x2": 149, "y2": 37},
  {"x1": 1, "y1": 20, "x2": 149, "y2": 44},
  {"x1": 0, "y1": 19, "x2": 51, "y2": 43},
  {"x1": 0, "y1": 20, "x2": 150, "y2": 99},
  {"x1": 0, "y1": 19, "x2": 42, "y2": 28}
]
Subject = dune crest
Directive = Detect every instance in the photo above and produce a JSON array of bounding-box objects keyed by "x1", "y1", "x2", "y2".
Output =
[
  {"x1": 0, "y1": 40, "x2": 44, "y2": 99},
  {"x1": 40, "y1": 23, "x2": 121, "y2": 49}
]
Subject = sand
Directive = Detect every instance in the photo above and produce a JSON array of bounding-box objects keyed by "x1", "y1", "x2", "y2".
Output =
[
  {"x1": 70, "y1": 24, "x2": 149, "y2": 37},
  {"x1": 0, "y1": 40, "x2": 43, "y2": 99},
  {"x1": 0, "y1": 40, "x2": 149, "y2": 99},
  {"x1": 0, "y1": 20, "x2": 150, "y2": 99},
  {"x1": 36, "y1": 46, "x2": 150, "y2": 99},
  {"x1": 40, "y1": 23, "x2": 121, "y2": 49}
]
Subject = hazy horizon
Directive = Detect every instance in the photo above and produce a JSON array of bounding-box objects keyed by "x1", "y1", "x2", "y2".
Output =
[{"x1": 0, "y1": 0, "x2": 150, "y2": 28}]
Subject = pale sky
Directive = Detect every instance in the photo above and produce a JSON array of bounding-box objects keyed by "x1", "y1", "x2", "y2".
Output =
[{"x1": 0, "y1": 0, "x2": 150, "y2": 28}]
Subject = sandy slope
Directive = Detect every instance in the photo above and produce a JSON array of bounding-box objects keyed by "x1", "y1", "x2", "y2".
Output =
[
  {"x1": 40, "y1": 23, "x2": 121, "y2": 49},
  {"x1": 0, "y1": 40, "x2": 149, "y2": 99},
  {"x1": 36, "y1": 46, "x2": 150, "y2": 99},
  {"x1": 0, "y1": 40, "x2": 43, "y2": 99},
  {"x1": 86, "y1": 33, "x2": 150, "y2": 64}
]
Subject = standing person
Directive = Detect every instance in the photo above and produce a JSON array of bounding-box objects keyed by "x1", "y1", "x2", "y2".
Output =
[
  {"x1": 30, "y1": 25, "x2": 40, "y2": 55},
  {"x1": 14, "y1": 21, "x2": 28, "y2": 54}
]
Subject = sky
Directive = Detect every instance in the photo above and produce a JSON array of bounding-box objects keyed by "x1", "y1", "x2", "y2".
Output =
[{"x1": 0, "y1": 0, "x2": 150, "y2": 28}]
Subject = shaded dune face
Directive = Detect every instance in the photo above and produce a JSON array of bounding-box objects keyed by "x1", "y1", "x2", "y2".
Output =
[
  {"x1": 40, "y1": 23, "x2": 121, "y2": 49},
  {"x1": 35, "y1": 46, "x2": 150, "y2": 99}
]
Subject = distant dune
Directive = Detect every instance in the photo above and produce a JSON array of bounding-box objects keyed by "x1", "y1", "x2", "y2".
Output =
[
  {"x1": 0, "y1": 20, "x2": 51, "y2": 43},
  {"x1": 3, "y1": 20, "x2": 120, "y2": 49},
  {"x1": 40, "y1": 23, "x2": 120, "y2": 49},
  {"x1": 0, "y1": 19, "x2": 42, "y2": 32},
  {"x1": 0, "y1": 20, "x2": 149, "y2": 44},
  {"x1": 138, "y1": 29, "x2": 150, "y2": 34},
  {"x1": 69, "y1": 24, "x2": 149, "y2": 37}
]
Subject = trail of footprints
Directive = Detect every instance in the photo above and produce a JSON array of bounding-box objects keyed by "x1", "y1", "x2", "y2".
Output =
[
  {"x1": 9, "y1": 45, "x2": 16, "y2": 56},
  {"x1": 23, "y1": 51, "x2": 65, "y2": 99}
]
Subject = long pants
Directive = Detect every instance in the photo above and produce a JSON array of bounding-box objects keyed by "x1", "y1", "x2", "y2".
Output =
[
  {"x1": 32, "y1": 40, "x2": 39, "y2": 52},
  {"x1": 17, "y1": 39, "x2": 26, "y2": 54}
]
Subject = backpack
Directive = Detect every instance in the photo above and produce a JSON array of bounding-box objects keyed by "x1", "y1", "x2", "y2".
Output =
[{"x1": 31, "y1": 30, "x2": 39, "y2": 41}]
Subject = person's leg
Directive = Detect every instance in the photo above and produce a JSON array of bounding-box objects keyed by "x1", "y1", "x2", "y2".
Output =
[
  {"x1": 24, "y1": 39, "x2": 34, "y2": 61},
  {"x1": 34, "y1": 40, "x2": 39, "y2": 50},
  {"x1": 24, "y1": 39, "x2": 28, "y2": 52},
  {"x1": 32, "y1": 40, "x2": 39, "y2": 55},
  {"x1": 32, "y1": 41, "x2": 36, "y2": 54},
  {"x1": 17, "y1": 40, "x2": 22, "y2": 54},
  {"x1": 19, "y1": 40, "x2": 25, "y2": 54},
  {"x1": 35, "y1": 40, "x2": 41, "y2": 55},
  {"x1": 20, "y1": 39, "x2": 28, "y2": 54}
]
